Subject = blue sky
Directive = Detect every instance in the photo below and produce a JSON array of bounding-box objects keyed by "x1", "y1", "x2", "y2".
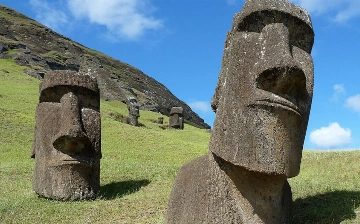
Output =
[{"x1": 1, "y1": 0, "x2": 360, "y2": 150}]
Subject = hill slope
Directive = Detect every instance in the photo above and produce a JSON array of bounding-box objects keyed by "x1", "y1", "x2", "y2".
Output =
[
  {"x1": 0, "y1": 4, "x2": 210, "y2": 129},
  {"x1": 0, "y1": 59, "x2": 359, "y2": 223}
]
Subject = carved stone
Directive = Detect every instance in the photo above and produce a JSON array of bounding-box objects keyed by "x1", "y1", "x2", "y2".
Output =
[
  {"x1": 166, "y1": 0, "x2": 314, "y2": 223},
  {"x1": 31, "y1": 70, "x2": 101, "y2": 201},
  {"x1": 126, "y1": 96, "x2": 140, "y2": 126},
  {"x1": 169, "y1": 107, "x2": 184, "y2": 129},
  {"x1": 158, "y1": 117, "x2": 164, "y2": 124}
]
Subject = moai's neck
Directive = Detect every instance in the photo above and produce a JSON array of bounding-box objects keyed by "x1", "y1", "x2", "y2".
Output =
[{"x1": 215, "y1": 155, "x2": 292, "y2": 224}]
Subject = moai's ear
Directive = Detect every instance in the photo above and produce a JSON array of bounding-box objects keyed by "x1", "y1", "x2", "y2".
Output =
[
  {"x1": 30, "y1": 142, "x2": 36, "y2": 158},
  {"x1": 30, "y1": 105, "x2": 40, "y2": 159}
]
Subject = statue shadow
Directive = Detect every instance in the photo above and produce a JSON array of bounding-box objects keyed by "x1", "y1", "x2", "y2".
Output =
[
  {"x1": 291, "y1": 190, "x2": 360, "y2": 224},
  {"x1": 100, "y1": 179, "x2": 150, "y2": 200}
]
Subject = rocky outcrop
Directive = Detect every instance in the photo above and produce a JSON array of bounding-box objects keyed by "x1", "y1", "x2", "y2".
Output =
[{"x1": 0, "y1": 5, "x2": 210, "y2": 129}]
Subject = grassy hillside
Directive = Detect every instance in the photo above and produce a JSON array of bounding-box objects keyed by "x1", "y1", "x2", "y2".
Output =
[{"x1": 0, "y1": 59, "x2": 359, "y2": 223}]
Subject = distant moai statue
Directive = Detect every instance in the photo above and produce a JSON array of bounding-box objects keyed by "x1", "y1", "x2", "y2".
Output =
[
  {"x1": 31, "y1": 70, "x2": 101, "y2": 201},
  {"x1": 166, "y1": 0, "x2": 314, "y2": 223},
  {"x1": 169, "y1": 107, "x2": 184, "y2": 129},
  {"x1": 158, "y1": 117, "x2": 164, "y2": 124},
  {"x1": 126, "y1": 96, "x2": 140, "y2": 126}
]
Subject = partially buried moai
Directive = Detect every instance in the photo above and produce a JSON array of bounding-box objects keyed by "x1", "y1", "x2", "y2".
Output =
[
  {"x1": 31, "y1": 70, "x2": 101, "y2": 201},
  {"x1": 169, "y1": 107, "x2": 184, "y2": 129},
  {"x1": 166, "y1": 0, "x2": 314, "y2": 223},
  {"x1": 126, "y1": 96, "x2": 140, "y2": 126}
]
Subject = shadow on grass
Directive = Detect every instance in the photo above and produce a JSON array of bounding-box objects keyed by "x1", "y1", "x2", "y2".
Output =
[
  {"x1": 291, "y1": 190, "x2": 360, "y2": 224},
  {"x1": 100, "y1": 179, "x2": 150, "y2": 200}
]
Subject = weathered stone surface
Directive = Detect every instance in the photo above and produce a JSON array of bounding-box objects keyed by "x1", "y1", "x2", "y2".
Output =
[
  {"x1": 31, "y1": 70, "x2": 101, "y2": 201},
  {"x1": 166, "y1": 0, "x2": 314, "y2": 223},
  {"x1": 211, "y1": 0, "x2": 314, "y2": 177},
  {"x1": 126, "y1": 96, "x2": 140, "y2": 126},
  {"x1": 169, "y1": 107, "x2": 184, "y2": 129},
  {"x1": 167, "y1": 153, "x2": 292, "y2": 223}
]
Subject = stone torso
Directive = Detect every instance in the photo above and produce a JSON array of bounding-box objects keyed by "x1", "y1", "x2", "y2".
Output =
[{"x1": 166, "y1": 153, "x2": 292, "y2": 224}]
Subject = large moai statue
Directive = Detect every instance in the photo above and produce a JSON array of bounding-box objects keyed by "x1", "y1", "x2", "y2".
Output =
[
  {"x1": 166, "y1": 0, "x2": 314, "y2": 223},
  {"x1": 31, "y1": 70, "x2": 102, "y2": 201},
  {"x1": 169, "y1": 107, "x2": 184, "y2": 129},
  {"x1": 126, "y1": 96, "x2": 140, "y2": 126}
]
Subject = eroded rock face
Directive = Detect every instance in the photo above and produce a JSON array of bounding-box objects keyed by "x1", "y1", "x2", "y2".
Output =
[
  {"x1": 169, "y1": 107, "x2": 184, "y2": 129},
  {"x1": 31, "y1": 70, "x2": 101, "y2": 201},
  {"x1": 166, "y1": 0, "x2": 314, "y2": 223}
]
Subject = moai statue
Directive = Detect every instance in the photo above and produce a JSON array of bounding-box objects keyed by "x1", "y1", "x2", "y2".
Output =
[
  {"x1": 31, "y1": 70, "x2": 101, "y2": 201},
  {"x1": 166, "y1": 0, "x2": 314, "y2": 223},
  {"x1": 158, "y1": 117, "x2": 164, "y2": 124},
  {"x1": 169, "y1": 107, "x2": 184, "y2": 129},
  {"x1": 126, "y1": 96, "x2": 140, "y2": 126}
]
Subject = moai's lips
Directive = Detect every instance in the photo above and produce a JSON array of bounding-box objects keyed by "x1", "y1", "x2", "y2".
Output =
[
  {"x1": 252, "y1": 95, "x2": 301, "y2": 117},
  {"x1": 62, "y1": 160, "x2": 91, "y2": 166},
  {"x1": 48, "y1": 159, "x2": 92, "y2": 167},
  {"x1": 48, "y1": 153, "x2": 93, "y2": 167}
]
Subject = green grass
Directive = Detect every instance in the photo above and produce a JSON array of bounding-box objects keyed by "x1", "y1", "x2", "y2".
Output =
[{"x1": 0, "y1": 58, "x2": 359, "y2": 223}]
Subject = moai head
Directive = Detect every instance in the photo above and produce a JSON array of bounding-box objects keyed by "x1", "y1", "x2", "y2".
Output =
[
  {"x1": 126, "y1": 96, "x2": 140, "y2": 126},
  {"x1": 169, "y1": 107, "x2": 184, "y2": 129},
  {"x1": 127, "y1": 97, "x2": 140, "y2": 117},
  {"x1": 210, "y1": 0, "x2": 314, "y2": 177},
  {"x1": 31, "y1": 70, "x2": 101, "y2": 200}
]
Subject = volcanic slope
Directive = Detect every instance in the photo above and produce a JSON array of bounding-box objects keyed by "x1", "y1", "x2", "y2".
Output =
[{"x1": 0, "y1": 4, "x2": 210, "y2": 129}]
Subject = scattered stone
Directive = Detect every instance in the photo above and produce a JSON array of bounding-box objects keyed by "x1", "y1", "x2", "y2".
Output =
[
  {"x1": 31, "y1": 70, "x2": 102, "y2": 201},
  {"x1": 25, "y1": 70, "x2": 45, "y2": 79},
  {"x1": 0, "y1": 43, "x2": 9, "y2": 54},
  {"x1": 169, "y1": 107, "x2": 184, "y2": 129},
  {"x1": 166, "y1": 0, "x2": 314, "y2": 223}
]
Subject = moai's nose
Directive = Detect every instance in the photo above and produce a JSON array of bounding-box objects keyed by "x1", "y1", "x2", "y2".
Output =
[
  {"x1": 261, "y1": 23, "x2": 293, "y2": 62},
  {"x1": 256, "y1": 23, "x2": 306, "y2": 106},
  {"x1": 53, "y1": 92, "x2": 90, "y2": 154}
]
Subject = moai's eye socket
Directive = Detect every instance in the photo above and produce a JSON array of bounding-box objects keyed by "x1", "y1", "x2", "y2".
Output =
[
  {"x1": 40, "y1": 86, "x2": 100, "y2": 111},
  {"x1": 237, "y1": 10, "x2": 314, "y2": 54},
  {"x1": 288, "y1": 21, "x2": 314, "y2": 54},
  {"x1": 39, "y1": 87, "x2": 65, "y2": 103}
]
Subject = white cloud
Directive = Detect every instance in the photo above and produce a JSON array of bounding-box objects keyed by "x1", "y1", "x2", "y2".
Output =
[
  {"x1": 226, "y1": 0, "x2": 237, "y2": 5},
  {"x1": 188, "y1": 101, "x2": 211, "y2": 113},
  {"x1": 310, "y1": 122, "x2": 352, "y2": 148},
  {"x1": 291, "y1": 0, "x2": 339, "y2": 14},
  {"x1": 30, "y1": 0, "x2": 68, "y2": 31},
  {"x1": 330, "y1": 84, "x2": 345, "y2": 102},
  {"x1": 334, "y1": 1, "x2": 360, "y2": 23},
  {"x1": 345, "y1": 94, "x2": 360, "y2": 113},
  {"x1": 67, "y1": 0, "x2": 163, "y2": 40},
  {"x1": 333, "y1": 84, "x2": 345, "y2": 94},
  {"x1": 291, "y1": 0, "x2": 360, "y2": 23}
]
